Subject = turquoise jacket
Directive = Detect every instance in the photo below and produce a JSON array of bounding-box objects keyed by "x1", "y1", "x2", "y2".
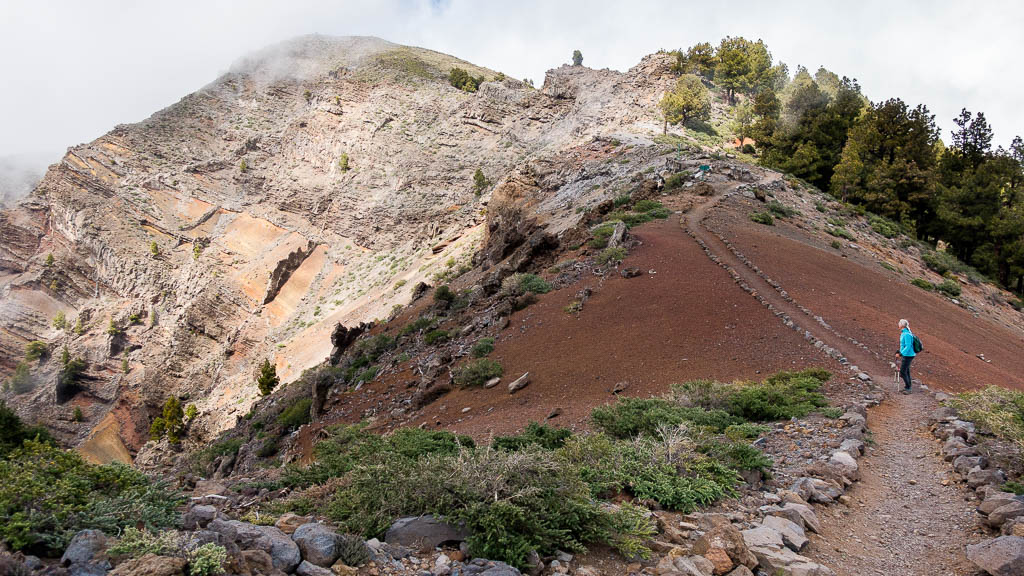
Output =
[{"x1": 900, "y1": 328, "x2": 916, "y2": 357}]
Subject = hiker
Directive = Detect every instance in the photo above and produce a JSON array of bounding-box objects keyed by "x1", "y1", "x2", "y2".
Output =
[{"x1": 896, "y1": 318, "x2": 916, "y2": 394}]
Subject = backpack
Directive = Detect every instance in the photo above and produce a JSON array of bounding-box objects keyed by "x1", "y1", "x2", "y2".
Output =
[{"x1": 912, "y1": 334, "x2": 923, "y2": 353}]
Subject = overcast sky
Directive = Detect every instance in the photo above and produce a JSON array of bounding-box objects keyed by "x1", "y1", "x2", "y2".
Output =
[{"x1": 3, "y1": 0, "x2": 1022, "y2": 160}]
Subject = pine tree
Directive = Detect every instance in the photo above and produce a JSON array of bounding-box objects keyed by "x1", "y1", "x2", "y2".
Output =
[
  {"x1": 572, "y1": 50, "x2": 583, "y2": 66},
  {"x1": 162, "y1": 397, "x2": 185, "y2": 444},
  {"x1": 256, "y1": 359, "x2": 279, "y2": 396},
  {"x1": 659, "y1": 75, "x2": 711, "y2": 133},
  {"x1": 473, "y1": 169, "x2": 490, "y2": 195}
]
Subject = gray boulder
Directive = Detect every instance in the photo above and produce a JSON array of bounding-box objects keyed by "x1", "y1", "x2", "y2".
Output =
[
  {"x1": 953, "y1": 455, "x2": 986, "y2": 476},
  {"x1": 384, "y1": 515, "x2": 468, "y2": 552},
  {"x1": 966, "y1": 536, "x2": 1024, "y2": 576},
  {"x1": 207, "y1": 519, "x2": 300, "y2": 572},
  {"x1": 182, "y1": 504, "x2": 218, "y2": 530},
  {"x1": 968, "y1": 467, "x2": 1007, "y2": 489},
  {"x1": 988, "y1": 501, "x2": 1024, "y2": 529},
  {"x1": 979, "y1": 493, "x2": 1021, "y2": 516},
  {"x1": 741, "y1": 526, "x2": 784, "y2": 550},
  {"x1": 761, "y1": 515, "x2": 808, "y2": 552},
  {"x1": 295, "y1": 560, "x2": 334, "y2": 576},
  {"x1": 838, "y1": 439, "x2": 864, "y2": 457},
  {"x1": 62, "y1": 530, "x2": 108, "y2": 566},
  {"x1": 292, "y1": 523, "x2": 343, "y2": 567}
]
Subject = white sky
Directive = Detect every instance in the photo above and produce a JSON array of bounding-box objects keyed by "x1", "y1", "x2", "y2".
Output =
[{"x1": 2, "y1": 0, "x2": 1022, "y2": 159}]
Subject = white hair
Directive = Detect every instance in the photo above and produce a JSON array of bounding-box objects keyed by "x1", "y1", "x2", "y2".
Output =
[{"x1": 899, "y1": 319, "x2": 909, "y2": 328}]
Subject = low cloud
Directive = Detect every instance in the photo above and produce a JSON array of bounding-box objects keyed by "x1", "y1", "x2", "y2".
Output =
[{"x1": 1, "y1": 0, "x2": 1021, "y2": 159}]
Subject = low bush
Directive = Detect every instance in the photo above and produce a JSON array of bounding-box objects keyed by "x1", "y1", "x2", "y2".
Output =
[
  {"x1": 424, "y1": 329, "x2": 450, "y2": 345},
  {"x1": 922, "y1": 250, "x2": 987, "y2": 283},
  {"x1": 911, "y1": 278, "x2": 935, "y2": 291},
  {"x1": 591, "y1": 398, "x2": 740, "y2": 439},
  {"x1": 387, "y1": 428, "x2": 474, "y2": 458},
  {"x1": 749, "y1": 212, "x2": 774, "y2": 226},
  {"x1": 190, "y1": 438, "x2": 243, "y2": 474},
  {"x1": 827, "y1": 226, "x2": 854, "y2": 240},
  {"x1": 358, "y1": 334, "x2": 395, "y2": 361},
  {"x1": 400, "y1": 316, "x2": 436, "y2": 336},
  {"x1": 434, "y1": 285, "x2": 455, "y2": 304},
  {"x1": 1003, "y1": 481, "x2": 1024, "y2": 495},
  {"x1": 937, "y1": 279, "x2": 962, "y2": 297},
  {"x1": 188, "y1": 542, "x2": 227, "y2": 576},
  {"x1": 453, "y1": 358, "x2": 503, "y2": 388},
  {"x1": 449, "y1": 67, "x2": 483, "y2": 92},
  {"x1": 108, "y1": 527, "x2": 180, "y2": 559},
  {"x1": 869, "y1": 215, "x2": 901, "y2": 238},
  {"x1": 664, "y1": 172, "x2": 688, "y2": 189},
  {"x1": 501, "y1": 273, "x2": 551, "y2": 296},
  {"x1": 325, "y1": 446, "x2": 654, "y2": 570},
  {"x1": 589, "y1": 223, "x2": 618, "y2": 249},
  {"x1": 723, "y1": 422, "x2": 769, "y2": 440},
  {"x1": 492, "y1": 422, "x2": 572, "y2": 451},
  {"x1": 597, "y1": 246, "x2": 628, "y2": 266},
  {"x1": 277, "y1": 398, "x2": 312, "y2": 432},
  {"x1": 561, "y1": 434, "x2": 738, "y2": 511},
  {"x1": 0, "y1": 401, "x2": 52, "y2": 457},
  {"x1": 726, "y1": 372, "x2": 829, "y2": 421},
  {"x1": 0, "y1": 440, "x2": 181, "y2": 553},
  {"x1": 767, "y1": 201, "x2": 796, "y2": 218},
  {"x1": 471, "y1": 337, "x2": 495, "y2": 358}
]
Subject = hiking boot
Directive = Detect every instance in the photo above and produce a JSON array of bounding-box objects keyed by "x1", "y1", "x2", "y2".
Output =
[{"x1": 901, "y1": 388, "x2": 912, "y2": 395}]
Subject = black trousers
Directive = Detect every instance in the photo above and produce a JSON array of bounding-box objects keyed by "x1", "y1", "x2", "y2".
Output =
[{"x1": 900, "y1": 355, "x2": 914, "y2": 389}]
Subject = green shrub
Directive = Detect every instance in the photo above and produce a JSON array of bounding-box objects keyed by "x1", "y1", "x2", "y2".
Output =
[
  {"x1": 471, "y1": 337, "x2": 495, "y2": 358},
  {"x1": 492, "y1": 422, "x2": 572, "y2": 451},
  {"x1": 633, "y1": 200, "x2": 664, "y2": 213},
  {"x1": 921, "y1": 250, "x2": 987, "y2": 283},
  {"x1": 338, "y1": 153, "x2": 350, "y2": 172},
  {"x1": 700, "y1": 439, "x2": 773, "y2": 472},
  {"x1": 597, "y1": 247, "x2": 627, "y2": 266},
  {"x1": 1010, "y1": 299, "x2": 1024, "y2": 312},
  {"x1": 0, "y1": 440, "x2": 181, "y2": 553},
  {"x1": 827, "y1": 226, "x2": 854, "y2": 240},
  {"x1": 453, "y1": 359, "x2": 503, "y2": 388},
  {"x1": 449, "y1": 67, "x2": 483, "y2": 92},
  {"x1": 72, "y1": 406, "x2": 83, "y2": 422},
  {"x1": 613, "y1": 194, "x2": 631, "y2": 207},
  {"x1": 561, "y1": 434, "x2": 738, "y2": 511},
  {"x1": 723, "y1": 423, "x2": 769, "y2": 440},
  {"x1": 937, "y1": 279, "x2": 962, "y2": 297},
  {"x1": 767, "y1": 201, "x2": 796, "y2": 218},
  {"x1": 424, "y1": 329, "x2": 450, "y2": 345},
  {"x1": 591, "y1": 398, "x2": 740, "y2": 439},
  {"x1": 869, "y1": 215, "x2": 901, "y2": 238},
  {"x1": 0, "y1": 401, "x2": 52, "y2": 457},
  {"x1": 256, "y1": 437, "x2": 279, "y2": 458},
  {"x1": 325, "y1": 446, "x2": 653, "y2": 570},
  {"x1": 814, "y1": 202, "x2": 827, "y2": 213},
  {"x1": 400, "y1": 316, "x2": 436, "y2": 336},
  {"x1": 278, "y1": 398, "x2": 312, "y2": 431},
  {"x1": 434, "y1": 285, "x2": 455, "y2": 304},
  {"x1": 387, "y1": 428, "x2": 474, "y2": 458},
  {"x1": 820, "y1": 406, "x2": 844, "y2": 419},
  {"x1": 188, "y1": 543, "x2": 227, "y2": 576},
  {"x1": 52, "y1": 311, "x2": 67, "y2": 330},
  {"x1": 911, "y1": 278, "x2": 934, "y2": 291},
  {"x1": 190, "y1": 438, "x2": 243, "y2": 475},
  {"x1": 24, "y1": 341, "x2": 47, "y2": 362},
  {"x1": 589, "y1": 223, "x2": 617, "y2": 249},
  {"x1": 726, "y1": 370, "x2": 830, "y2": 421},
  {"x1": 749, "y1": 212, "x2": 774, "y2": 225},
  {"x1": 108, "y1": 527, "x2": 179, "y2": 559},
  {"x1": 517, "y1": 274, "x2": 551, "y2": 295},
  {"x1": 664, "y1": 172, "x2": 687, "y2": 189},
  {"x1": 1003, "y1": 481, "x2": 1024, "y2": 495},
  {"x1": 830, "y1": 240, "x2": 842, "y2": 249}
]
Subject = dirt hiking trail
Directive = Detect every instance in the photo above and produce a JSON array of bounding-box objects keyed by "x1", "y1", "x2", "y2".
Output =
[{"x1": 689, "y1": 175, "x2": 984, "y2": 574}]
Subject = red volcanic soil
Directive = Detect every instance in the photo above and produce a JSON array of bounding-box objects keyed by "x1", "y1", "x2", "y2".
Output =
[
  {"x1": 406, "y1": 216, "x2": 835, "y2": 440},
  {"x1": 710, "y1": 197, "x2": 1024, "y2": 394}
]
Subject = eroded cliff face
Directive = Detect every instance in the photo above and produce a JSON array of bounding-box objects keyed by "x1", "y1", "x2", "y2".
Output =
[{"x1": 0, "y1": 35, "x2": 677, "y2": 461}]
